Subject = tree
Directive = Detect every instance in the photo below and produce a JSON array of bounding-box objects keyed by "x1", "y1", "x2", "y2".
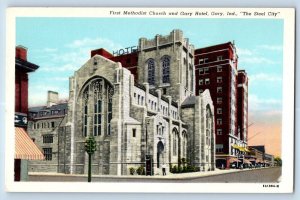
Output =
[{"x1": 274, "y1": 156, "x2": 282, "y2": 166}]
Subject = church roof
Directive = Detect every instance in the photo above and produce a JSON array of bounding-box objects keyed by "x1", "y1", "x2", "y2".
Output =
[{"x1": 181, "y1": 96, "x2": 197, "y2": 108}]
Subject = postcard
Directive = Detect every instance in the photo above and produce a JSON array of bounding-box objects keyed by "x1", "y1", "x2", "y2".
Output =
[{"x1": 5, "y1": 7, "x2": 295, "y2": 193}]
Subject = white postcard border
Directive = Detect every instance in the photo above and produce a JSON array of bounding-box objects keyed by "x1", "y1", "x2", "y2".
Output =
[{"x1": 5, "y1": 7, "x2": 295, "y2": 193}]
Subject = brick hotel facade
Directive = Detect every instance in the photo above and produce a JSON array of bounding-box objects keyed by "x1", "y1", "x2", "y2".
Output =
[{"x1": 194, "y1": 42, "x2": 249, "y2": 168}]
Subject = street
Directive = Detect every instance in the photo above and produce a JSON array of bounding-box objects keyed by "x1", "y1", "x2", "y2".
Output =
[{"x1": 28, "y1": 167, "x2": 281, "y2": 183}]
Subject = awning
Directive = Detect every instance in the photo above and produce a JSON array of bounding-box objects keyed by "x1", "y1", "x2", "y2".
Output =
[
  {"x1": 15, "y1": 127, "x2": 45, "y2": 160},
  {"x1": 243, "y1": 159, "x2": 252, "y2": 164},
  {"x1": 229, "y1": 157, "x2": 242, "y2": 163}
]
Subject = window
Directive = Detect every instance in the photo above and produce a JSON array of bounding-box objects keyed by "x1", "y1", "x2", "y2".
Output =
[
  {"x1": 199, "y1": 68, "x2": 204, "y2": 75},
  {"x1": 163, "y1": 88, "x2": 167, "y2": 95},
  {"x1": 217, "y1": 77, "x2": 222, "y2": 83},
  {"x1": 204, "y1": 67, "x2": 209, "y2": 74},
  {"x1": 43, "y1": 148, "x2": 52, "y2": 161},
  {"x1": 217, "y1": 97, "x2": 222, "y2": 104},
  {"x1": 217, "y1": 108, "x2": 222, "y2": 114},
  {"x1": 51, "y1": 121, "x2": 55, "y2": 128},
  {"x1": 162, "y1": 56, "x2": 170, "y2": 83},
  {"x1": 199, "y1": 89, "x2": 203, "y2": 93},
  {"x1": 217, "y1": 87, "x2": 222, "y2": 93},
  {"x1": 173, "y1": 130, "x2": 178, "y2": 156},
  {"x1": 199, "y1": 59, "x2": 204, "y2": 64},
  {"x1": 132, "y1": 128, "x2": 136, "y2": 137},
  {"x1": 217, "y1": 66, "x2": 222, "y2": 72},
  {"x1": 217, "y1": 129, "x2": 222, "y2": 135},
  {"x1": 141, "y1": 96, "x2": 144, "y2": 105},
  {"x1": 199, "y1": 79, "x2": 203, "y2": 85},
  {"x1": 82, "y1": 78, "x2": 114, "y2": 138},
  {"x1": 147, "y1": 59, "x2": 155, "y2": 85},
  {"x1": 204, "y1": 58, "x2": 208, "y2": 63},
  {"x1": 216, "y1": 144, "x2": 224, "y2": 153},
  {"x1": 138, "y1": 94, "x2": 140, "y2": 104},
  {"x1": 205, "y1": 78, "x2": 210, "y2": 85},
  {"x1": 107, "y1": 89, "x2": 113, "y2": 136},
  {"x1": 43, "y1": 135, "x2": 53, "y2": 143},
  {"x1": 217, "y1": 56, "x2": 223, "y2": 61},
  {"x1": 217, "y1": 118, "x2": 222, "y2": 125},
  {"x1": 83, "y1": 90, "x2": 88, "y2": 137}
]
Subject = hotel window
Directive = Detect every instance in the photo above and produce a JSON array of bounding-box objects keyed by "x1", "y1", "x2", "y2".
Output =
[
  {"x1": 217, "y1": 87, "x2": 222, "y2": 93},
  {"x1": 43, "y1": 135, "x2": 53, "y2": 143},
  {"x1": 43, "y1": 148, "x2": 52, "y2": 161},
  {"x1": 217, "y1": 98, "x2": 222, "y2": 104},
  {"x1": 199, "y1": 59, "x2": 204, "y2": 64},
  {"x1": 199, "y1": 79, "x2": 203, "y2": 85},
  {"x1": 217, "y1": 118, "x2": 222, "y2": 125},
  {"x1": 217, "y1": 77, "x2": 223, "y2": 83},
  {"x1": 217, "y1": 129, "x2": 222, "y2": 135},
  {"x1": 204, "y1": 67, "x2": 209, "y2": 74},
  {"x1": 205, "y1": 78, "x2": 210, "y2": 85},
  {"x1": 217, "y1": 56, "x2": 223, "y2": 61},
  {"x1": 162, "y1": 56, "x2": 170, "y2": 83},
  {"x1": 216, "y1": 144, "x2": 224, "y2": 153},
  {"x1": 199, "y1": 68, "x2": 204, "y2": 75},
  {"x1": 132, "y1": 128, "x2": 136, "y2": 138},
  {"x1": 217, "y1": 66, "x2": 222, "y2": 72},
  {"x1": 217, "y1": 108, "x2": 222, "y2": 114},
  {"x1": 147, "y1": 59, "x2": 155, "y2": 85},
  {"x1": 204, "y1": 58, "x2": 208, "y2": 63}
]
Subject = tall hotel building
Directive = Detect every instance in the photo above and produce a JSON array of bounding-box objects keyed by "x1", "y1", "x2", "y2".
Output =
[{"x1": 194, "y1": 42, "x2": 249, "y2": 168}]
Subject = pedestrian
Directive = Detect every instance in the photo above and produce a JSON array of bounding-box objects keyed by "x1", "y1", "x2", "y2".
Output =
[{"x1": 162, "y1": 163, "x2": 167, "y2": 176}]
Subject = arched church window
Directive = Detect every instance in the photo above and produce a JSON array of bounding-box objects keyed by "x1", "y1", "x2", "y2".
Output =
[
  {"x1": 81, "y1": 77, "x2": 114, "y2": 137},
  {"x1": 162, "y1": 56, "x2": 170, "y2": 83},
  {"x1": 147, "y1": 59, "x2": 155, "y2": 85}
]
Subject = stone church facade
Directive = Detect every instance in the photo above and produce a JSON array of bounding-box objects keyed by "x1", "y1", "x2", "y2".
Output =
[{"x1": 28, "y1": 30, "x2": 215, "y2": 175}]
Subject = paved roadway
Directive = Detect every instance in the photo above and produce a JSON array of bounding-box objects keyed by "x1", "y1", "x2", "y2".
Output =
[{"x1": 28, "y1": 167, "x2": 281, "y2": 183}]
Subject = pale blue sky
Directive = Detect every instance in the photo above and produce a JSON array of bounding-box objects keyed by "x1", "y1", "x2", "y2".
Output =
[{"x1": 16, "y1": 17, "x2": 283, "y2": 122}]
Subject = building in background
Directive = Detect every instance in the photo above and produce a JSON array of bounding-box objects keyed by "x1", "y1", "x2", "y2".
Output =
[
  {"x1": 27, "y1": 91, "x2": 67, "y2": 172},
  {"x1": 14, "y1": 45, "x2": 44, "y2": 181},
  {"x1": 194, "y1": 42, "x2": 249, "y2": 169}
]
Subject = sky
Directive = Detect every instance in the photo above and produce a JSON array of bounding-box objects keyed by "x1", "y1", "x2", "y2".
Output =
[{"x1": 16, "y1": 17, "x2": 283, "y2": 156}]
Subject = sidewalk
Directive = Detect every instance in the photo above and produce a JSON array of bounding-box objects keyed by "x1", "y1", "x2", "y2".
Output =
[{"x1": 29, "y1": 167, "x2": 267, "y2": 180}]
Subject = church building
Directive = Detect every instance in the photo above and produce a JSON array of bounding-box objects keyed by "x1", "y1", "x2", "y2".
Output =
[{"x1": 28, "y1": 30, "x2": 216, "y2": 176}]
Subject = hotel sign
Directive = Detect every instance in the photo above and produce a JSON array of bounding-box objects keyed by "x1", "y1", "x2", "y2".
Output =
[
  {"x1": 15, "y1": 113, "x2": 28, "y2": 127},
  {"x1": 113, "y1": 46, "x2": 139, "y2": 56}
]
